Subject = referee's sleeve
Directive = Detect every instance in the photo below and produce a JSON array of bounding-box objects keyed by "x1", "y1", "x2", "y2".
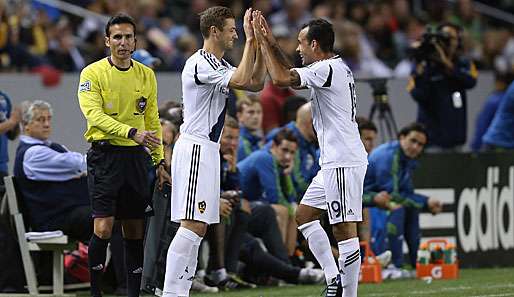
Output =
[
  {"x1": 77, "y1": 67, "x2": 131, "y2": 139},
  {"x1": 145, "y1": 70, "x2": 164, "y2": 165}
]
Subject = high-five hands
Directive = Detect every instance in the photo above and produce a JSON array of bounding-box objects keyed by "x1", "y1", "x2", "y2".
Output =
[{"x1": 243, "y1": 8, "x2": 254, "y2": 42}]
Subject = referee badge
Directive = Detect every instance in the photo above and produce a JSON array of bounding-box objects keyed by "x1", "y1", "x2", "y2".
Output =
[
  {"x1": 198, "y1": 201, "x2": 206, "y2": 214},
  {"x1": 136, "y1": 97, "x2": 147, "y2": 113}
]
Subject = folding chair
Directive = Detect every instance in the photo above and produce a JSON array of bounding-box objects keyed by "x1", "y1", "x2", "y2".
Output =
[{"x1": 3, "y1": 176, "x2": 76, "y2": 297}]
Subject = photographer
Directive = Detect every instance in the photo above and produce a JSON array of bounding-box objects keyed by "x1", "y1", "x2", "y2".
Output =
[{"x1": 407, "y1": 23, "x2": 477, "y2": 151}]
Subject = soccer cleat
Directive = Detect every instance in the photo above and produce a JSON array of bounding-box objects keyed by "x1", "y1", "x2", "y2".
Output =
[
  {"x1": 217, "y1": 273, "x2": 257, "y2": 290},
  {"x1": 321, "y1": 274, "x2": 342, "y2": 297},
  {"x1": 191, "y1": 278, "x2": 219, "y2": 293},
  {"x1": 298, "y1": 268, "x2": 325, "y2": 284}
]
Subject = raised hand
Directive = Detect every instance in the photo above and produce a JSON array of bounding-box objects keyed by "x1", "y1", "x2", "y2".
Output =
[
  {"x1": 251, "y1": 10, "x2": 264, "y2": 44},
  {"x1": 243, "y1": 8, "x2": 254, "y2": 41},
  {"x1": 258, "y1": 14, "x2": 277, "y2": 46}
]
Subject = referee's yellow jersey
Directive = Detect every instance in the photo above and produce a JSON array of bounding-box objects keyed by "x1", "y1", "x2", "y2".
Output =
[{"x1": 77, "y1": 57, "x2": 163, "y2": 165}]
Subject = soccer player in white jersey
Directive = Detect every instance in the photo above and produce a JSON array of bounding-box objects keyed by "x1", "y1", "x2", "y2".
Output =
[
  {"x1": 253, "y1": 16, "x2": 368, "y2": 297},
  {"x1": 163, "y1": 6, "x2": 266, "y2": 297}
]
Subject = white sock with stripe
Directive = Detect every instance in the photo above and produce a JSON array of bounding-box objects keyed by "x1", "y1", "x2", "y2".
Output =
[
  {"x1": 163, "y1": 227, "x2": 202, "y2": 297},
  {"x1": 298, "y1": 221, "x2": 339, "y2": 284},
  {"x1": 337, "y1": 237, "x2": 361, "y2": 297}
]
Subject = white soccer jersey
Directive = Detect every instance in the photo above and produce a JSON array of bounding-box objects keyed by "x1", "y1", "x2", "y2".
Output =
[
  {"x1": 294, "y1": 55, "x2": 368, "y2": 168},
  {"x1": 180, "y1": 49, "x2": 235, "y2": 143}
]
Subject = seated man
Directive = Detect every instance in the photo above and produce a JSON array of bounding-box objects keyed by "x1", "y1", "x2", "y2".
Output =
[
  {"x1": 205, "y1": 116, "x2": 254, "y2": 290},
  {"x1": 237, "y1": 95, "x2": 264, "y2": 162},
  {"x1": 13, "y1": 100, "x2": 91, "y2": 242},
  {"x1": 364, "y1": 123, "x2": 442, "y2": 277},
  {"x1": 214, "y1": 118, "x2": 323, "y2": 286},
  {"x1": 238, "y1": 128, "x2": 298, "y2": 256},
  {"x1": 266, "y1": 102, "x2": 319, "y2": 197}
]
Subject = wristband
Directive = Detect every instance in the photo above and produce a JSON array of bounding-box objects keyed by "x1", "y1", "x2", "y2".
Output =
[{"x1": 128, "y1": 128, "x2": 137, "y2": 139}]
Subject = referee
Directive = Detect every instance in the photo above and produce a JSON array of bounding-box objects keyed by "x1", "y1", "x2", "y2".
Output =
[{"x1": 77, "y1": 14, "x2": 170, "y2": 297}]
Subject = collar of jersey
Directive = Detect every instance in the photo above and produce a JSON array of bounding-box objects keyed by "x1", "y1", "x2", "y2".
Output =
[{"x1": 107, "y1": 57, "x2": 133, "y2": 71}]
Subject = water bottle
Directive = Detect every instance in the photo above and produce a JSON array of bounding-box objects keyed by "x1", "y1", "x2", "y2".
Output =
[{"x1": 417, "y1": 242, "x2": 430, "y2": 265}]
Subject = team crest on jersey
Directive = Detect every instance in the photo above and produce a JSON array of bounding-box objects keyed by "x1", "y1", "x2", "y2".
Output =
[
  {"x1": 79, "y1": 81, "x2": 91, "y2": 92},
  {"x1": 136, "y1": 97, "x2": 147, "y2": 113},
  {"x1": 198, "y1": 201, "x2": 206, "y2": 214}
]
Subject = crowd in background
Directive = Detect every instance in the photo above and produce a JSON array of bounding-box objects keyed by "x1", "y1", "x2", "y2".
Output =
[{"x1": 1, "y1": 0, "x2": 514, "y2": 78}]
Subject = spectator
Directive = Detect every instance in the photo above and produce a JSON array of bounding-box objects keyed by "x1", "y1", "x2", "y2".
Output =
[
  {"x1": 47, "y1": 17, "x2": 85, "y2": 71},
  {"x1": 238, "y1": 128, "x2": 299, "y2": 256},
  {"x1": 471, "y1": 67, "x2": 513, "y2": 151},
  {"x1": 267, "y1": 102, "x2": 318, "y2": 197},
  {"x1": 0, "y1": 90, "x2": 22, "y2": 293},
  {"x1": 407, "y1": 22, "x2": 478, "y2": 151},
  {"x1": 334, "y1": 20, "x2": 393, "y2": 78},
  {"x1": 260, "y1": 81, "x2": 296, "y2": 134},
  {"x1": 237, "y1": 95, "x2": 264, "y2": 162},
  {"x1": 132, "y1": 49, "x2": 161, "y2": 69},
  {"x1": 0, "y1": 91, "x2": 21, "y2": 181},
  {"x1": 482, "y1": 80, "x2": 514, "y2": 150},
  {"x1": 355, "y1": 117, "x2": 379, "y2": 244},
  {"x1": 364, "y1": 123, "x2": 442, "y2": 278}
]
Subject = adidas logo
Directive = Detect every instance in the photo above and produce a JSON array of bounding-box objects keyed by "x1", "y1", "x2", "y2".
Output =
[
  {"x1": 347, "y1": 209, "x2": 354, "y2": 215},
  {"x1": 145, "y1": 205, "x2": 153, "y2": 212},
  {"x1": 132, "y1": 267, "x2": 143, "y2": 274},
  {"x1": 91, "y1": 264, "x2": 104, "y2": 271}
]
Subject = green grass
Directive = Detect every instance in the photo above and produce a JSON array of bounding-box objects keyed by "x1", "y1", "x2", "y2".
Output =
[{"x1": 80, "y1": 268, "x2": 514, "y2": 297}]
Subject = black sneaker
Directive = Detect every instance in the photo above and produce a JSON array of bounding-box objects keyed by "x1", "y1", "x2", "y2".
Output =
[
  {"x1": 217, "y1": 274, "x2": 256, "y2": 290},
  {"x1": 321, "y1": 274, "x2": 342, "y2": 297}
]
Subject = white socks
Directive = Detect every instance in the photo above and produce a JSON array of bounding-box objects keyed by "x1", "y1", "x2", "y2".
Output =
[
  {"x1": 338, "y1": 237, "x2": 360, "y2": 297},
  {"x1": 298, "y1": 221, "x2": 339, "y2": 284},
  {"x1": 163, "y1": 227, "x2": 202, "y2": 297}
]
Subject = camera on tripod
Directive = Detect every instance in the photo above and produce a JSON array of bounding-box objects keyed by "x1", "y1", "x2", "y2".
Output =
[{"x1": 409, "y1": 26, "x2": 451, "y2": 62}]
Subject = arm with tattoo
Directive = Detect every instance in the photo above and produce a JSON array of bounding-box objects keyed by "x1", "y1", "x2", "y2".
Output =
[{"x1": 253, "y1": 13, "x2": 300, "y2": 87}]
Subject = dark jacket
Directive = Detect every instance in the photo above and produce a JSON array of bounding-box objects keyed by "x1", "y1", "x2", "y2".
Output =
[
  {"x1": 13, "y1": 140, "x2": 89, "y2": 231},
  {"x1": 408, "y1": 58, "x2": 477, "y2": 148}
]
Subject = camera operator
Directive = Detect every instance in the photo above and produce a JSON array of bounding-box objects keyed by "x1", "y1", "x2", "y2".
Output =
[{"x1": 407, "y1": 22, "x2": 478, "y2": 151}]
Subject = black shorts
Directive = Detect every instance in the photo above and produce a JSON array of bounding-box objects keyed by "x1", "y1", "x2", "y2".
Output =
[{"x1": 87, "y1": 141, "x2": 151, "y2": 220}]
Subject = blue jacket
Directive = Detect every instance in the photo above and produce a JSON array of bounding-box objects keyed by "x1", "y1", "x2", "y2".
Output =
[
  {"x1": 483, "y1": 81, "x2": 514, "y2": 149},
  {"x1": 409, "y1": 58, "x2": 477, "y2": 148},
  {"x1": 266, "y1": 122, "x2": 320, "y2": 195},
  {"x1": 221, "y1": 155, "x2": 240, "y2": 191},
  {"x1": 0, "y1": 91, "x2": 13, "y2": 173},
  {"x1": 237, "y1": 148, "x2": 296, "y2": 204},
  {"x1": 471, "y1": 90, "x2": 504, "y2": 151},
  {"x1": 237, "y1": 126, "x2": 263, "y2": 162},
  {"x1": 364, "y1": 141, "x2": 428, "y2": 208}
]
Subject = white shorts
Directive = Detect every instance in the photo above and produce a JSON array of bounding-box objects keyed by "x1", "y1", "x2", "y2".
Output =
[
  {"x1": 171, "y1": 133, "x2": 220, "y2": 224},
  {"x1": 301, "y1": 165, "x2": 367, "y2": 224}
]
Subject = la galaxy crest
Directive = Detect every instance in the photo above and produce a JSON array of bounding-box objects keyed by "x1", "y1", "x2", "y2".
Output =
[
  {"x1": 198, "y1": 201, "x2": 206, "y2": 214},
  {"x1": 136, "y1": 97, "x2": 147, "y2": 113}
]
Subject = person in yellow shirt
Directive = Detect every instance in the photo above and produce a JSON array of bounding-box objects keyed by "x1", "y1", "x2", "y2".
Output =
[{"x1": 77, "y1": 13, "x2": 170, "y2": 297}]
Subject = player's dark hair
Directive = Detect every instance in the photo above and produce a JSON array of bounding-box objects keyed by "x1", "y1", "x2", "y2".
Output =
[
  {"x1": 301, "y1": 18, "x2": 334, "y2": 53},
  {"x1": 105, "y1": 13, "x2": 136, "y2": 37},
  {"x1": 356, "y1": 116, "x2": 377, "y2": 134},
  {"x1": 272, "y1": 128, "x2": 298, "y2": 146},
  {"x1": 398, "y1": 122, "x2": 428, "y2": 139},
  {"x1": 199, "y1": 6, "x2": 235, "y2": 38}
]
